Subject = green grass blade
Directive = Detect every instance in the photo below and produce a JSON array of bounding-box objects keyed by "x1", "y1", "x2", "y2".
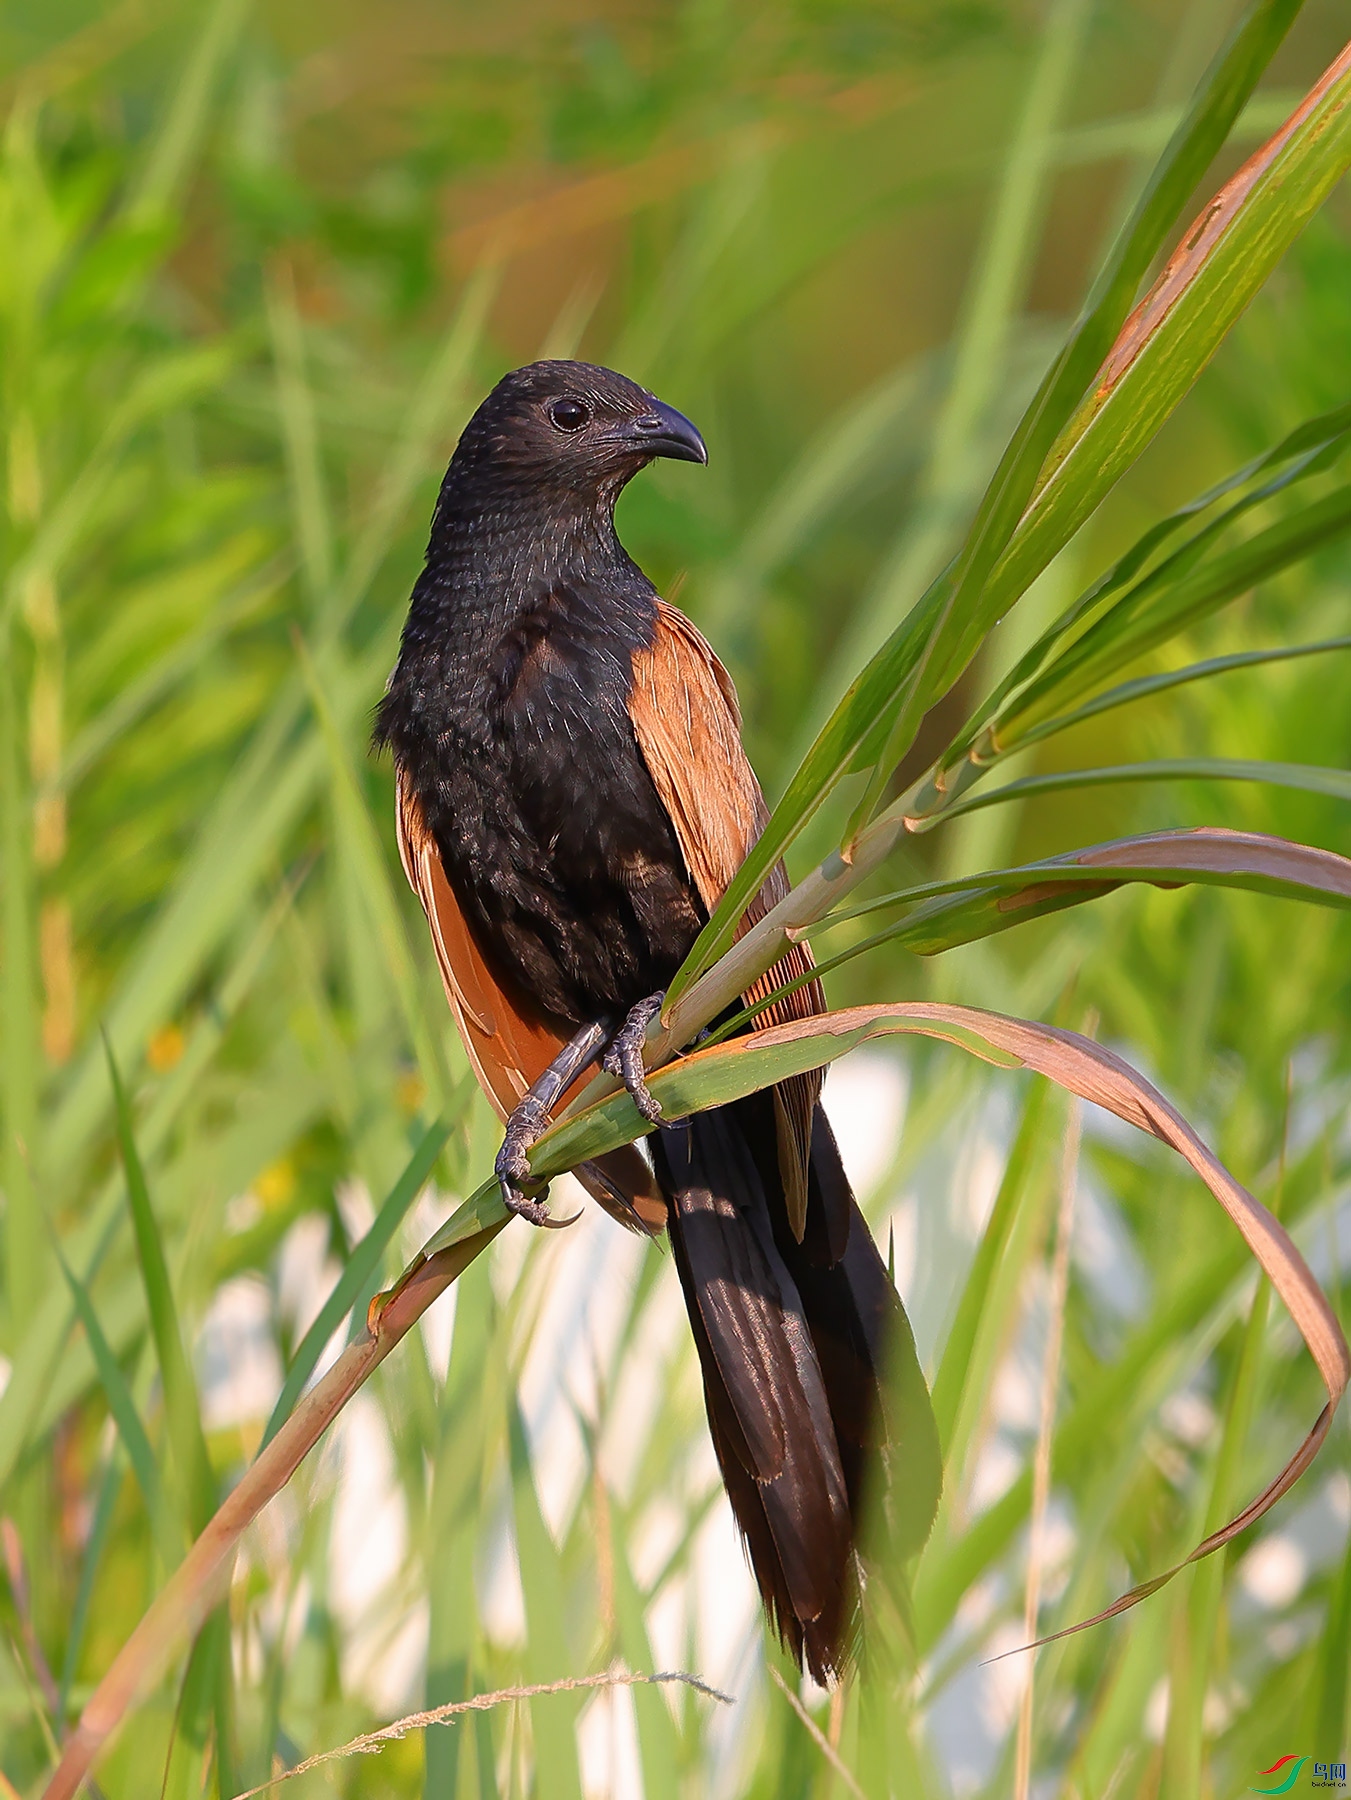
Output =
[
  {"x1": 666, "y1": 0, "x2": 1313, "y2": 1009},
  {"x1": 957, "y1": 0, "x2": 1309, "y2": 584},
  {"x1": 817, "y1": 0, "x2": 1093, "y2": 731},
  {"x1": 48, "y1": 728, "x2": 323, "y2": 1181},
  {"x1": 911, "y1": 1159, "x2": 1329, "y2": 1648},
  {"x1": 850, "y1": 0, "x2": 1323, "y2": 816},
  {"x1": 1003, "y1": 634, "x2": 1351, "y2": 751},
  {"x1": 904, "y1": 0, "x2": 1317, "y2": 702},
  {"x1": 608, "y1": 1512, "x2": 684, "y2": 1800},
  {"x1": 928, "y1": 1077, "x2": 1050, "y2": 1458},
  {"x1": 295, "y1": 632, "x2": 456, "y2": 1102},
  {"x1": 1312, "y1": 1514, "x2": 1351, "y2": 1753},
  {"x1": 935, "y1": 757, "x2": 1351, "y2": 825},
  {"x1": 1, "y1": 621, "x2": 40, "y2": 1340},
  {"x1": 423, "y1": 1269, "x2": 498, "y2": 1800},
  {"x1": 936, "y1": 398, "x2": 1351, "y2": 774},
  {"x1": 105, "y1": 1039, "x2": 215, "y2": 1534},
  {"x1": 980, "y1": 43, "x2": 1351, "y2": 651},
  {"x1": 161, "y1": 1607, "x2": 231, "y2": 1800},
  {"x1": 1162, "y1": 1266, "x2": 1270, "y2": 1790},
  {"x1": 266, "y1": 265, "x2": 335, "y2": 608},
  {"x1": 52, "y1": 1245, "x2": 179, "y2": 1569},
  {"x1": 52, "y1": 557, "x2": 288, "y2": 796},
  {"x1": 3, "y1": 342, "x2": 241, "y2": 630},
  {"x1": 0, "y1": 863, "x2": 308, "y2": 1493},
  {"x1": 991, "y1": 480, "x2": 1351, "y2": 749},
  {"x1": 701, "y1": 830, "x2": 1351, "y2": 1026},
  {"x1": 125, "y1": 0, "x2": 252, "y2": 224},
  {"x1": 507, "y1": 1402, "x2": 585, "y2": 1800},
  {"x1": 261, "y1": 1115, "x2": 452, "y2": 1448},
  {"x1": 57, "y1": 1444, "x2": 122, "y2": 1720}
]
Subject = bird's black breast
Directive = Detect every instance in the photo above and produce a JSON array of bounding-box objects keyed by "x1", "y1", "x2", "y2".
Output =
[{"x1": 380, "y1": 575, "x2": 705, "y2": 1030}]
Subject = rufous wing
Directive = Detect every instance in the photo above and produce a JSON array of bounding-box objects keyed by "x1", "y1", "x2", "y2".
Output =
[
  {"x1": 628, "y1": 599, "x2": 826, "y2": 1240},
  {"x1": 395, "y1": 771, "x2": 666, "y2": 1234}
]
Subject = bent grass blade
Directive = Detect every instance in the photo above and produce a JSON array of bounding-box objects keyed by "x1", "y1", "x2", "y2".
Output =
[
  {"x1": 45, "y1": 993, "x2": 1349, "y2": 1796},
  {"x1": 929, "y1": 757, "x2": 1351, "y2": 831}
]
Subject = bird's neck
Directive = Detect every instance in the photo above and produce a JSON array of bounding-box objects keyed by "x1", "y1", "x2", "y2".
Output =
[
  {"x1": 411, "y1": 484, "x2": 651, "y2": 644},
  {"x1": 460, "y1": 499, "x2": 624, "y2": 588}
]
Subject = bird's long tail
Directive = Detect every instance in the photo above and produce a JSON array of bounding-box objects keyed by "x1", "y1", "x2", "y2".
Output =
[{"x1": 652, "y1": 1092, "x2": 940, "y2": 1683}]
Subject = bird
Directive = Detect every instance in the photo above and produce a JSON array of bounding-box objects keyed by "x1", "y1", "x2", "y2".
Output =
[{"x1": 374, "y1": 359, "x2": 940, "y2": 1681}]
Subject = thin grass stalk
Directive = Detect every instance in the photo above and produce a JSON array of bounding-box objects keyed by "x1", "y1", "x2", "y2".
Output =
[
  {"x1": 1013, "y1": 1088, "x2": 1082, "y2": 1800},
  {"x1": 766, "y1": 1665, "x2": 865, "y2": 1800},
  {"x1": 228, "y1": 1672, "x2": 730, "y2": 1800}
]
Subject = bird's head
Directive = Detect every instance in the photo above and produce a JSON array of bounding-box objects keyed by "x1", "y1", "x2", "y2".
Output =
[{"x1": 445, "y1": 360, "x2": 707, "y2": 511}]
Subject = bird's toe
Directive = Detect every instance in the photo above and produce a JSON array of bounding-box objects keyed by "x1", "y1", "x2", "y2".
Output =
[{"x1": 604, "y1": 992, "x2": 667, "y2": 1124}]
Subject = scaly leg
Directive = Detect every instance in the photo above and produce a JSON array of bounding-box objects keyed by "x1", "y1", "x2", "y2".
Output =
[
  {"x1": 496, "y1": 1020, "x2": 609, "y2": 1226},
  {"x1": 602, "y1": 992, "x2": 666, "y2": 1125}
]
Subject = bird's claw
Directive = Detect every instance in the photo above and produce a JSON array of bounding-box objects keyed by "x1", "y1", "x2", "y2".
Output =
[
  {"x1": 603, "y1": 992, "x2": 666, "y2": 1124},
  {"x1": 496, "y1": 1096, "x2": 575, "y2": 1228}
]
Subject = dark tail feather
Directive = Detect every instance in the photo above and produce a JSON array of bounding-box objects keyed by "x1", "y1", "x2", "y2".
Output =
[{"x1": 653, "y1": 1094, "x2": 940, "y2": 1683}]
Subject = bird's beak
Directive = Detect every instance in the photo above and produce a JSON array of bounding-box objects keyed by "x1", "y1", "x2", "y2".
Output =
[{"x1": 623, "y1": 399, "x2": 708, "y2": 465}]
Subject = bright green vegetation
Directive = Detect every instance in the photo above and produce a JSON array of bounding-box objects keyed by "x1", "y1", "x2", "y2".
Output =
[{"x1": 1, "y1": 1, "x2": 1350, "y2": 1795}]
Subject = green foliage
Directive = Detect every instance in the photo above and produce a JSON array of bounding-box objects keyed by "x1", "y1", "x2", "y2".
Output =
[{"x1": 1, "y1": 1, "x2": 1350, "y2": 1797}]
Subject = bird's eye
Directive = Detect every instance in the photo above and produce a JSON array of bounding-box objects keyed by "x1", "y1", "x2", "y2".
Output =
[{"x1": 548, "y1": 397, "x2": 590, "y2": 432}]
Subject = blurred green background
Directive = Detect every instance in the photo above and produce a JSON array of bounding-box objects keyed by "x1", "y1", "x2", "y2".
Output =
[{"x1": 1, "y1": 0, "x2": 1349, "y2": 1795}]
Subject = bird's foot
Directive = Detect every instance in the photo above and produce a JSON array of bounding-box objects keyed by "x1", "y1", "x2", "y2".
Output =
[
  {"x1": 495, "y1": 1095, "x2": 573, "y2": 1229},
  {"x1": 603, "y1": 992, "x2": 667, "y2": 1124},
  {"x1": 494, "y1": 1018, "x2": 611, "y2": 1228}
]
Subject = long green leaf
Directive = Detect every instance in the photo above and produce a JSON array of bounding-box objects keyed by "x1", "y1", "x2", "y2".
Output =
[
  {"x1": 849, "y1": 0, "x2": 1331, "y2": 822},
  {"x1": 1, "y1": 619, "x2": 40, "y2": 1338},
  {"x1": 926, "y1": 1076, "x2": 1049, "y2": 1461},
  {"x1": 998, "y1": 634, "x2": 1351, "y2": 751},
  {"x1": 124, "y1": 0, "x2": 252, "y2": 223},
  {"x1": 934, "y1": 756, "x2": 1351, "y2": 825},
  {"x1": 971, "y1": 36, "x2": 1351, "y2": 673},
  {"x1": 2, "y1": 342, "x2": 240, "y2": 630},
  {"x1": 1163, "y1": 1258, "x2": 1270, "y2": 1789},
  {"x1": 990, "y1": 481, "x2": 1351, "y2": 751},
  {"x1": 814, "y1": 0, "x2": 1093, "y2": 727},
  {"x1": 106, "y1": 1042, "x2": 215, "y2": 1534},
  {"x1": 666, "y1": 0, "x2": 1315, "y2": 1007},
  {"x1": 260, "y1": 1115, "x2": 452, "y2": 1448},
  {"x1": 58, "y1": 1447, "x2": 123, "y2": 1720},
  {"x1": 0, "y1": 861, "x2": 308, "y2": 1494},
  {"x1": 699, "y1": 829, "x2": 1351, "y2": 1031},
  {"x1": 930, "y1": 397, "x2": 1351, "y2": 781},
  {"x1": 914, "y1": 1155, "x2": 1329, "y2": 1649},
  {"x1": 53, "y1": 1248, "x2": 179, "y2": 1568},
  {"x1": 296, "y1": 633, "x2": 457, "y2": 1104},
  {"x1": 508, "y1": 1404, "x2": 586, "y2": 1800}
]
